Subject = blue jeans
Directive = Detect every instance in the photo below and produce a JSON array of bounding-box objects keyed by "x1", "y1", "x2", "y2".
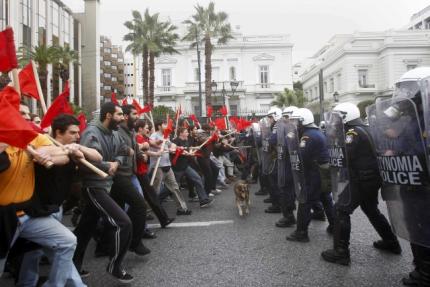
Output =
[
  {"x1": 0, "y1": 213, "x2": 84, "y2": 287},
  {"x1": 174, "y1": 166, "x2": 209, "y2": 203}
]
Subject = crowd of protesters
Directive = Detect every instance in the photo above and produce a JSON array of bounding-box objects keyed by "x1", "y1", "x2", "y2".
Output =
[{"x1": 0, "y1": 101, "x2": 253, "y2": 285}]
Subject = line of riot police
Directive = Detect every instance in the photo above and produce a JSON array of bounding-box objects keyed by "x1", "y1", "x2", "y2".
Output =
[{"x1": 251, "y1": 67, "x2": 430, "y2": 287}]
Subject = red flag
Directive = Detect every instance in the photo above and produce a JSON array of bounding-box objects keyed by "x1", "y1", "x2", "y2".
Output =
[
  {"x1": 19, "y1": 63, "x2": 40, "y2": 100},
  {"x1": 0, "y1": 27, "x2": 18, "y2": 72},
  {"x1": 207, "y1": 132, "x2": 219, "y2": 144},
  {"x1": 219, "y1": 105, "x2": 228, "y2": 116},
  {"x1": 0, "y1": 95, "x2": 38, "y2": 148},
  {"x1": 77, "y1": 113, "x2": 87, "y2": 132},
  {"x1": 236, "y1": 118, "x2": 252, "y2": 132},
  {"x1": 140, "y1": 103, "x2": 152, "y2": 113},
  {"x1": 121, "y1": 97, "x2": 128, "y2": 106},
  {"x1": 29, "y1": 121, "x2": 45, "y2": 134},
  {"x1": 172, "y1": 147, "x2": 184, "y2": 165},
  {"x1": 0, "y1": 86, "x2": 20, "y2": 111},
  {"x1": 163, "y1": 117, "x2": 173, "y2": 139},
  {"x1": 229, "y1": 116, "x2": 239, "y2": 127},
  {"x1": 131, "y1": 99, "x2": 143, "y2": 114},
  {"x1": 206, "y1": 105, "x2": 213, "y2": 118},
  {"x1": 189, "y1": 114, "x2": 200, "y2": 127},
  {"x1": 40, "y1": 82, "x2": 73, "y2": 129},
  {"x1": 213, "y1": 117, "x2": 227, "y2": 130},
  {"x1": 111, "y1": 92, "x2": 118, "y2": 105}
]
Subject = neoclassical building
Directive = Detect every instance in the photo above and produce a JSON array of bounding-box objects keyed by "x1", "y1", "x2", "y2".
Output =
[
  {"x1": 125, "y1": 31, "x2": 293, "y2": 116},
  {"x1": 300, "y1": 30, "x2": 430, "y2": 115}
]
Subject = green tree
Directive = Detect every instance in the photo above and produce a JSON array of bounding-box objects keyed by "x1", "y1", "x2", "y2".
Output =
[
  {"x1": 55, "y1": 45, "x2": 79, "y2": 81},
  {"x1": 124, "y1": 10, "x2": 179, "y2": 104},
  {"x1": 271, "y1": 87, "x2": 306, "y2": 108},
  {"x1": 183, "y1": 2, "x2": 234, "y2": 109}
]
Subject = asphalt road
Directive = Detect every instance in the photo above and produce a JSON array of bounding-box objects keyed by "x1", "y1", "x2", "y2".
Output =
[{"x1": 1, "y1": 182, "x2": 414, "y2": 287}]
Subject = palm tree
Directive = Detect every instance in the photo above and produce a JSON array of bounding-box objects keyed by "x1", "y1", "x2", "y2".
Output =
[
  {"x1": 18, "y1": 44, "x2": 59, "y2": 98},
  {"x1": 124, "y1": 10, "x2": 150, "y2": 103},
  {"x1": 55, "y1": 45, "x2": 79, "y2": 82},
  {"x1": 271, "y1": 88, "x2": 307, "y2": 108},
  {"x1": 124, "y1": 9, "x2": 179, "y2": 104},
  {"x1": 183, "y1": 2, "x2": 234, "y2": 109}
]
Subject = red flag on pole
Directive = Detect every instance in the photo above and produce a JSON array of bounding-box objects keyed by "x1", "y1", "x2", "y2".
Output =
[
  {"x1": 182, "y1": 119, "x2": 190, "y2": 129},
  {"x1": 111, "y1": 92, "x2": 119, "y2": 105},
  {"x1": 207, "y1": 132, "x2": 219, "y2": 144},
  {"x1": 218, "y1": 105, "x2": 228, "y2": 116},
  {"x1": 0, "y1": 95, "x2": 38, "y2": 149},
  {"x1": 19, "y1": 62, "x2": 40, "y2": 100},
  {"x1": 206, "y1": 105, "x2": 213, "y2": 118},
  {"x1": 77, "y1": 113, "x2": 87, "y2": 132},
  {"x1": 163, "y1": 117, "x2": 173, "y2": 139},
  {"x1": 189, "y1": 114, "x2": 200, "y2": 127},
  {"x1": 213, "y1": 117, "x2": 227, "y2": 130},
  {"x1": 0, "y1": 86, "x2": 20, "y2": 111},
  {"x1": 0, "y1": 27, "x2": 18, "y2": 72},
  {"x1": 121, "y1": 97, "x2": 128, "y2": 106},
  {"x1": 140, "y1": 103, "x2": 152, "y2": 113},
  {"x1": 172, "y1": 147, "x2": 184, "y2": 166},
  {"x1": 131, "y1": 99, "x2": 143, "y2": 114},
  {"x1": 40, "y1": 82, "x2": 73, "y2": 129},
  {"x1": 236, "y1": 118, "x2": 252, "y2": 132}
]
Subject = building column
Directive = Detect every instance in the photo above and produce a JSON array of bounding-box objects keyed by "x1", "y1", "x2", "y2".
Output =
[
  {"x1": 81, "y1": 0, "x2": 100, "y2": 113},
  {"x1": 238, "y1": 94, "x2": 246, "y2": 116},
  {"x1": 184, "y1": 95, "x2": 192, "y2": 114}
]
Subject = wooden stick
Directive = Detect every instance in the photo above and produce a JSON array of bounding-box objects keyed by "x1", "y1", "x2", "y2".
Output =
[
  {"x1": 11, "y1": 68, "x2": 20, "y2": 96},
  {"x1": 220, "y1": 130, "x2": 237, "y2": 139},
  {"x1": 31, "y1": 60, "x2": 47, "y2": 114},
  {"x1": 46, "y1": 135, "x2": 108, "y2": 178},
  {"x1": 150, "y1": 139, "x2": 166, "y2": 186},
  {"x1": 27, "y1": 145, "x2": 53, "y2": 169},
  {"x1": 149, "y1": 110, "x2": 155, "y2": 130}
]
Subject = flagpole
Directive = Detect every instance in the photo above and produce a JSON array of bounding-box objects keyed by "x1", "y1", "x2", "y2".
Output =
[
  {"x1": 10, "y1": 69, "x2": 20, "y2": 96},
  {"x1": 150, "y1": 139, "x2": 166, "y2": 186},
  {"x1": 31, "y1": 60, "x2": 47, "y2": 114}
]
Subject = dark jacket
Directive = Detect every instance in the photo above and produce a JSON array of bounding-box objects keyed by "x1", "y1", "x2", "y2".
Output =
[
  {"x1": 80, "y1": 121, "x2": 127, "y2": 189},
  {"x1": 116, "y1": 124, "x2": 139, "y2": 177}
]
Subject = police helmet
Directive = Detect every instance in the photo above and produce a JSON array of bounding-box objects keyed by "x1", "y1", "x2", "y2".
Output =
[
  {"x1": 282, "y1": 106, "x2": 298, "y2": 117},
  {"x1": 290, "y1": 108, "x2": 314, "y2": 126},
  {"x1": 332, "y1": 102, "x2": 360, "y2": 124},
  {"x1": 266, "y1": 107, "x2": 283, "y2": 122}
]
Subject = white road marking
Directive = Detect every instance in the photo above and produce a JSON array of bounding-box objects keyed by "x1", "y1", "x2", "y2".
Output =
[{"x1": 147, "y1": 220, "x2": 234, "y2": 228}]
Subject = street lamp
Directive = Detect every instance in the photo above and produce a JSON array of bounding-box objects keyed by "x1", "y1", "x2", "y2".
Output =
[
  {"x1": 211, "y1": 80, "x2": 218, "y2": 94},
  {"x1": 230, "y1": 80, "x2": 239, "y2": 95},
  {"x1": 333, "y1": 91, "x2": 339, "y2": 103}
]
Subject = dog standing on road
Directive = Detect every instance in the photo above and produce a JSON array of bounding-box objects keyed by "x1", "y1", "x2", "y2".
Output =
[{"x1": 234, "y1": 181, "x2": 250, "y2": 216}]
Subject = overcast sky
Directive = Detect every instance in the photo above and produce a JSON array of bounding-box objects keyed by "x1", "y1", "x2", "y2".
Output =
[{"x1": 63, "y1": 0, "x2": 430, "y2": 63}]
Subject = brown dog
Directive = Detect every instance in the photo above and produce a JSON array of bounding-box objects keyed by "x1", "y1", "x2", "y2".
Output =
[{"x1": 234, "y1": 180, "x2": 250, "y2": 216}]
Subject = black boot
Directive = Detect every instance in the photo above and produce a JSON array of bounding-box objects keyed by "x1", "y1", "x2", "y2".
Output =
[
  {"x1": 263, "y1": 197, "x2": 272, "y2": 203},
  {"x1": 286, "y1": 230, "x2": 309, "y2": 243},
  {"x1": 276, "y1": 214, "x2": 296, "y2": 228},
  {"x1": 419, "y1": 259, "x2": 430, "y2": 287},
  {"x1": 255, "y1": 189, "x2": 268, "y2": 196},
  {"x1": 311, "y1": 211, "x2": 326, "y2": 221},
  {"x1": 402, "y1": 268, "x2": 420, "y2": 286},
  {"x1": 373, "y1": 239, "x2": 402, "y2": 255},
  {"x1": 321, "y1": 246, "x2": 351, "y2": 266},
  {"x1": 265, "y1": 205, "x2": 281, "y2": 213}
]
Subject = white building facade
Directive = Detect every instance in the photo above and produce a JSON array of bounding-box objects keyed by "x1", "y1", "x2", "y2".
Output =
[
  {"x1": 406, "y1": 5, "x2": 430, "y2": 30},
  {"x1": 126, "y1": 33, "x2": 293, "y2": 116},
  {"x1": 300, "y1": 30, "x2": 430, "y2": 114},
  {"x1": 1, "y1": 0, "x2": 82, "y2": 107}
]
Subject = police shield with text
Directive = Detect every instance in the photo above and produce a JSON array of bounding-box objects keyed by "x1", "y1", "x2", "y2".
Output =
[
  {"x1": 368, "y1": 67, "x2": 430, "y2": 287},
  {"x1": 321, "y1": 102, "x2": 400, "y2": 266},
  {"x1": 275, "y1": 107, "x2": 298, "y2": 228},
  {"x1": 286, "y1": 108, "x2": 329, "y2": 243}
]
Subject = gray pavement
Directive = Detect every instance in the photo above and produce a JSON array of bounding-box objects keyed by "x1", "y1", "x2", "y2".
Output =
[{"x1": 1, "y1": 182, "x2": 413, "y2": 287}]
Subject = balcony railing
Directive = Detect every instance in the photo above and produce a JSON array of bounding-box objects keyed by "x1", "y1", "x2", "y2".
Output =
[
  {"x1": 358, "y1": 83, "x2": 376, "y2": 88},
  {"x1": 156, "y1": 86, "x2": 177, "y2": 94}
]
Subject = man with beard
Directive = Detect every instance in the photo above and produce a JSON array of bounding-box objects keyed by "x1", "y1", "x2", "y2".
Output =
[
  {"x1": 110, "y1": 105, "x2": 151, "y2": 252},
  {"x1": 73, "y1": 103, "x2": 134, "y2": 284}
]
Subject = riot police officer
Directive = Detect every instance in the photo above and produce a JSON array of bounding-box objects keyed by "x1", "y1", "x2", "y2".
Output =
[
  {"x1": 286, "y1": 108, "x2": 329, "y2": 242},
  {"x1": 263, "y1": 107, "x2": 283, "y2": 213},
  {"x1": 321, "y1": 102, "x2": 400, "y2": 266},
  {"x1": 275, "y1": 107, "x2": 298, "y2": 227},
  {"x1": 368, "y1": 67, "x2": 430, "y2": 286}
]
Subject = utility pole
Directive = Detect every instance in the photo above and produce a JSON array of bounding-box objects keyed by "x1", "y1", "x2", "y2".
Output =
[{"x1": 196, "y1": 26, "x2": 203, "y2": 117}]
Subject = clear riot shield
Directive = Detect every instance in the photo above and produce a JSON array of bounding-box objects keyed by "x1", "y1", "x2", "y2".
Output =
[
  {"x1": 326, "y1": 112, "x2": 351, "y2": 206},
  {"x1": 251, "y1": 124, "x2": 261, "y2": 164},
  {"x1": 260, "y1": 118, "x2": 272, "y2": 175},
  {"x1": 419, "y1": 76, "x2": 430, "y2": 171},
  {"x1": 276, "y1": 118, "x2": 288, "y2": 188},
  {"x1": 285, "y1": 121, "x2": 306, "y2": 203},
  {"x1": 369, "y1": 96, "x2": 430, "y2": 247}
]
